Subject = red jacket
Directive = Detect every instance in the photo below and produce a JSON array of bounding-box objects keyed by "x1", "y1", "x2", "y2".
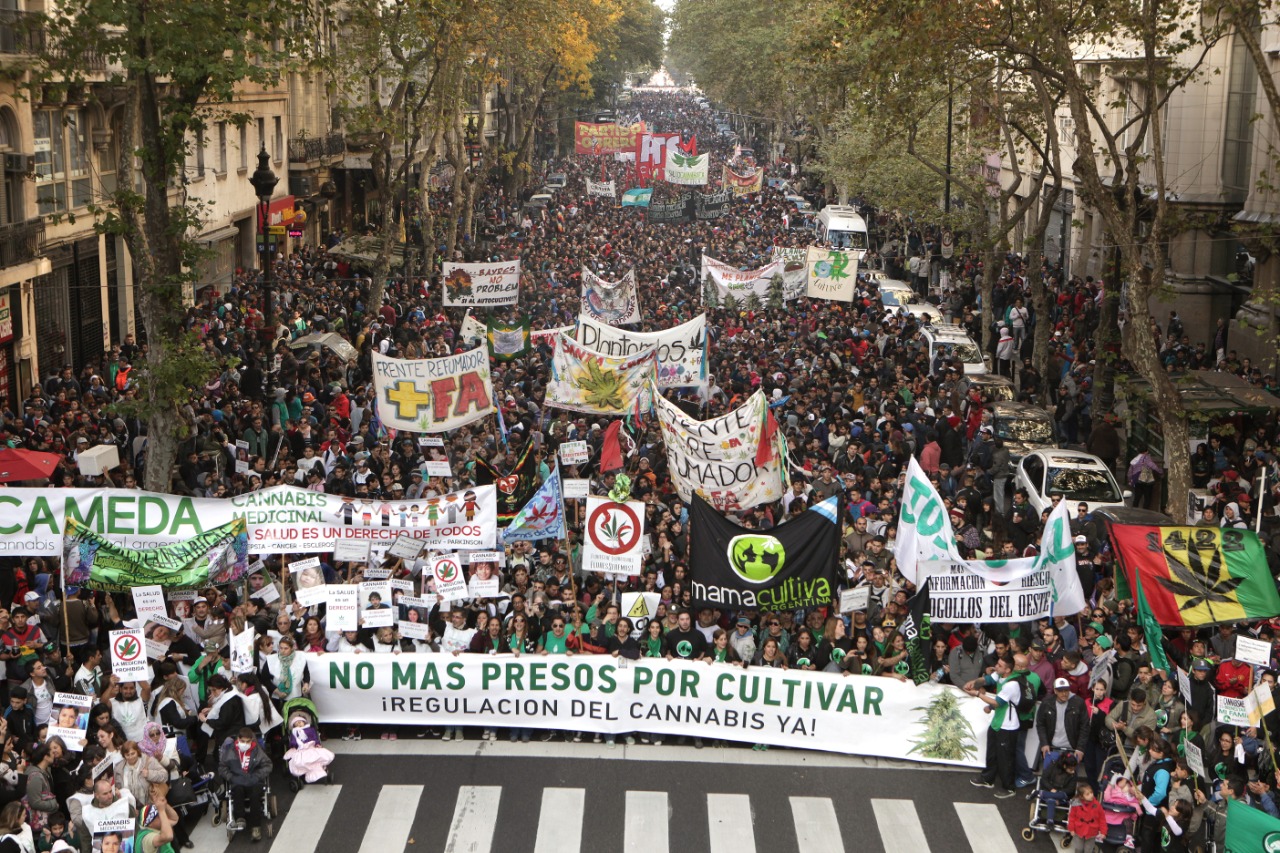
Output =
[
  {"x1": 1067, "y1": 799, "x2": 1106, "y2": 840},
  {"x1": 1215, "y1": 659, "x2": 1252, "y2": 698}
]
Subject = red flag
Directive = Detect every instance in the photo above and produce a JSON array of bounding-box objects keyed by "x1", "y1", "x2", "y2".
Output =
[
  {"x1": 600, "y1": 420, "x2": 625, "y2": 472},
  {"x1": 679, "y1": 135, "x2": 698, "y2": 156},
  {"x1": 756, "y1": 407, "x2": 779, "y2": 467}
]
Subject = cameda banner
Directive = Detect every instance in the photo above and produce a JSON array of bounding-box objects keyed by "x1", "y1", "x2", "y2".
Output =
[
  {"x1": 545, "y1": 331, "x2": 656, "y2": 416},
  {"x1": 723, "y1": 166, "x2": 763, "y2": 196},
  {"x1": 576, "y1": 314, "x2": 707, "y2": 389},
  {"x1": 371, "y1": 348, "x2": 494, "y2": 433},
  {"x1": 308, "y1": 654, "x2": 987, "y2": 766},
  {"x1": 441, "y1": 260, "x2": 520, "y2": 307},
  {"x1": 689, "y1": 494, "x2": 839, "y2": 611},
  {"x1": 65, "y1": 517, "x2": 249, "y2": 591},
  {"x1": 701, "y1": 255, "x2": 782, "y2": 299},
  {"x1": 574, "y1": 121, "x2": 643, "y2": 156},
  {"x1": 0, "y1": 484, "x2": 498, "y2": 555},
  {"x1": 771, "y1": 247, "x2": 809, "y2": 300},
  {"x1": 580, "y1": 267, "x2": 641, "y2": 325},
  {"x1": 664, "y1": 149, "x2": 709, "y2": 185},
  {"x1": 654, "y1": 391, "x2": 784, "y2": 510},
  {"x1": 806, "y1": 246, "x2": 863, "y2": 302}
]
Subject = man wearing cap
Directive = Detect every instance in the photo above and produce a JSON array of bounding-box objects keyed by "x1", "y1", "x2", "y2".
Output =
[
  {"x1": 1188, "y1": 660, "x2": 1216, "y2": 735},
  {"x1": 182, "y1": 597, "x2": 227, "y2": 649},
  {"x1": 729, "y1": 617, "x2": 757, "y2": 664},
  {"x1": 1089, "y1": 634, "x2": 1116, "y2": 689},
  {"x1": 1027, "y1": 639, "x2": 1057, "y2": 689},
  {"x1": 1036, "y1": 677, "x2": 1089, "y2": 760}
]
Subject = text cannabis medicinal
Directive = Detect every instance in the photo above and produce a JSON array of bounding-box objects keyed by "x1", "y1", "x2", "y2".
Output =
[{"x1": 308, "y1": 655, "x2": 988, "y2": 766}]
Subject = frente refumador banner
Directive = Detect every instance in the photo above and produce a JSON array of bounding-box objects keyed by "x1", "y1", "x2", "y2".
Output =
[{"x1": 308, "y1": 655, "x2": 987, "y2": 767}]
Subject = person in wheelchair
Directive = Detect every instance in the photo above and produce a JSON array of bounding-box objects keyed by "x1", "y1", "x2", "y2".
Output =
[
  {"x1": 216, "y1": 728, "x2": 271, "y2": 842},
  {"x1": 1038, "y1": 751, "x2": 1080, "y2": 829}
]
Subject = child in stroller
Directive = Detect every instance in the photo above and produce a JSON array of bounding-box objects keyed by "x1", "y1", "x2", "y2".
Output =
[
  {"x1": 1100, "y1": 775, "x2": 1142, "y2": 849},
  {"x1": 282, "y1": 697, "x2": 334, "y2": 789}
]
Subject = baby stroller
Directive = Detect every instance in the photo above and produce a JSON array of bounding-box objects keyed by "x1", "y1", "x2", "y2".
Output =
[
  {"x1": 282, "y1": 697, "x2": 335, "y2": 791},
  {"x1": 1097, "y1": 769, "x2": 1142, "y2": 851},
  {"x1": 1022, "y1": 750, "x2": 1078, "y2": 842}
]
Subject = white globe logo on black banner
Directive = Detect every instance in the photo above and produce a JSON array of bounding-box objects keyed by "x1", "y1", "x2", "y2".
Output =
[{"x1": 725, "y1": 534, "x2": 786, "y2": 583}]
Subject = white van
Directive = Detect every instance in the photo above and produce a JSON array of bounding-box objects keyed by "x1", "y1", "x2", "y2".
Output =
[
  {"x1": 922, "y1": 324, "x2": 988, "y2": 375},
  {"x1": 815, "y1": 205, "x2": 868, "y2": 251}
]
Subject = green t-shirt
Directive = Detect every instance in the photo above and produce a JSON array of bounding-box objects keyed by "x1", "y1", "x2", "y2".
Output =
[
  {"x1": 541, "y1": 633, "x2": 568, "y2": 654},
  {"x1": 137, "y1": 827, "x2": 175, "y2": 853}
]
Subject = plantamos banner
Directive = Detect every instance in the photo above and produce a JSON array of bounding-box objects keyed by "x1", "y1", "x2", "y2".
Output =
[
  {"x1": 441, "y1": 260, "x2": 520, "y2": 307},
  {"x1": 701, "y1": 255, "x2": 782, "y2": 300},
  {"x1": 545, "y1": 331, "x2": 656, "y2": 416},
  {"x1": 308, "y1": 654, "x2": 986, "y2": 766},
  {"x1": 65, "y1": 518, "x2": 249, "y2": 591},
  {"x1": 371, "y1": 348, "x2": 494, "y2": 433},
  {"x1": 576, "y1": 314, "x2": 707, "y2": 389},
  {"x1": 689, "y1": 495, "x2": 839, "y2": 611}
]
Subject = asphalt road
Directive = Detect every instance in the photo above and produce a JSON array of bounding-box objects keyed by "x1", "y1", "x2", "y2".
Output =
[{"x1": 192, "y1": 739, "x2": 1043, "y2": 853}]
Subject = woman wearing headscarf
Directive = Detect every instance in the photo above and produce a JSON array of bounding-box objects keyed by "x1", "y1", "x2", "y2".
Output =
[{"x1": 259, "y1": 636, "x2": 310, "y2": 705}]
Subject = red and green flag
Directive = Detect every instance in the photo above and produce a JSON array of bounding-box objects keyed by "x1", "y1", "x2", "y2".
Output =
[{"x1": 1111, "y1": 525, "x2": 1280, "y2": 626}]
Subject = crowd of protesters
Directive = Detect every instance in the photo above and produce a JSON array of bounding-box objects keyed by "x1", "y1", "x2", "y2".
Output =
[{"x1": 0, "y1": 89, "x2": 1275, "y2": 851}]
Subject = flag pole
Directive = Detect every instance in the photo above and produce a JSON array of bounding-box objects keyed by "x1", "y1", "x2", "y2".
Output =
[{"x1": 1257, "y1": 467, "x2": 1267, "y2": 535}]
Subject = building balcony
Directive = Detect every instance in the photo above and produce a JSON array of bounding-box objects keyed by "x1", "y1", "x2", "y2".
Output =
[
  {"x1": 0, "y1": 218, "x2": 45, "y2": 270},
  {"x1": 0, "y1": 8, "x2": 44, "y2": 56},
  {"x1": 288, "y1": 132, "x2": 345, "y2": 165}
]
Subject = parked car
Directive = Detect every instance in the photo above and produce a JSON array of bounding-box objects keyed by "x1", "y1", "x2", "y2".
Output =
[
  {"x1": 961, "y1": 374, "x2": 1016, "y2": 403},
  {"x1": 922, "y1": 324, "x2": 988, "y2": 375},
  {"x1": 988, "y1": 402, "x2": 1056, "y2": 461},
  {"x1": 1015, "y1": 449, "x2": 1130, "y2": 515}
]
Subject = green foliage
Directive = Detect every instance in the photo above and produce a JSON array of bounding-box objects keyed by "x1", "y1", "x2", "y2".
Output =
[
  {"x1": 908, "y1": 691, "x2": 978, "y2": 762},
  {"x1": 766, "y1": 275, "x2": 784, "y2": 312},
  {"x1": 588, "y1": 0, "x2": 665, "y2": 97},
  {"x1": 108, "y1": 332, "x2": 219, "y2": 438}
]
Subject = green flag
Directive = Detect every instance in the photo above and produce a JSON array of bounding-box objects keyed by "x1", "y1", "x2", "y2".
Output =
[
  {"x1": 1225, "y1": 797, "x2": 1280, "y2": 853},
  {"x1": 64, "y1": 517, "x2": 250, "y2": 591},
  {"x1": 486, "y1": 317, "x2": 530, "y2": 362}
]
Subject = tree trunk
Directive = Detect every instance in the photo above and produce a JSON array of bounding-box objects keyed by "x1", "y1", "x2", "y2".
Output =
[
  {"x1": 1091, "y1": 245, "x2": 1123, "y2": 434},
  {"x1": 980, "y1": 241, "x2": 998, "y2": 351}
]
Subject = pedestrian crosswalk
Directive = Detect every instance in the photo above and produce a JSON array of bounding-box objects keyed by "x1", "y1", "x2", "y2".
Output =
[{"x1": 198, "y1": 781, "x2": 1023, "y2": 853}]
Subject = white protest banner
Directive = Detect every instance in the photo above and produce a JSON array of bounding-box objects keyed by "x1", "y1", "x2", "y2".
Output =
[
  {"x1": 580, "y1": 267, "x2": 642, "y2": 326},
  {"x1": 371, "y1": 348, "x2": 494, "y2": 434},
  {"x1": 1217, "y1": 695, "x2": 1249, "y2": 725},
  {"x1": 229, "y1": 627, "x2": 256, "y2": 674},
  {"x1": 563, "y1": 479, "x2": 591, "y2": 499},
  {"x1": 459, "y1": 311, "x2": 488, "y2": 345},
  {"x1": 469, "y1": 551, "x2": 503, "y2": 565},
  {"x1": 143, "y1": 614, "x2": 182, "y2": 633},
  {"x1": 806, "y1": 246, "x2": 862, "y2": 302},
  {"x1": 559, "y1": 441, "x2": 590, "y2": 466},
  {"x1": 308, "y1": 655, "x2": 987, "y2": 767},
  {"x1": 1185, "y1": 740, "x2": 1206, "y2": 779},
  {"x1": 0, "y1": 483, "x2": 498, "y2": 556},
  {"x1": 771, "y1": 247, "x2": 808, "y2": 301},
  {"x1": 653, "y1": 391, "x2": 784, "y2": 511},
  {"x1": 701, "y1": 255, "x2": 782, "y2": 300},
  {"x1": 576, "y1": 314, "x2": 708, "y2": 389},
  {"x1": 388, "y1": 534, "x2": 424, "y2": 561},
  {"x1": 545, "y1": 332, "x2": 656, "y2": 416},
  {"x1": 131, "y1": 585, "x2": 167, "y2": 622},
  {"x1": 288, "y1": 557, "x2": 321, "y2": 574},
  {"x1": 332, "y1": 539, "x2": 371, "y2": 563},
  {"x1": 144, "y1": 638, "x2": 169, "y2": 660},
  {"x1": 840, "y1": 587, "x2": 871, "y2": 613},
  {"x1": 894, "y1": 457, "x2": 965, "y2": 584},
  {"x1": 1235, "y1": 635, "x2": 1272, "y2": 668},
  {"x1": 441, "y1": 259, "x2": 520, "y2": 307},
  {"x1": 1246, "y1": 682, "x2": 1277, "y2": 726},
  {"x1": 47, "y1": 692, "x2": 91, "y2": 751},
  {"x1": 583, "y1": 498, "x2": 645, "y2": 575},
  {"x1": 362, "y1": 607, "x2": 394, "y2": 628},
  {"x1": 621, "y1": 592, "x2": 661, "y2": 635},
  {"x1": 108, "y1": 630, "x2": 148, "y2": 682},
  {"x1": 363, "y1": 566, "x2": 392, "y2": 580},
  {"x1": 921, "y1": 561, "x2": 1056, "y2": 621},
  {"x1": 585, "y1": 179, "x2": 616, "y2": 198},
  {"x1": 326, "y1": 586, "x2": 359, "y2": 631},
  {"x1": 664, "y1": 149, "x2": 709, "y2": 185},
  {"x1": 431, "y1": 554, "x2": 470, "y2": 601}
]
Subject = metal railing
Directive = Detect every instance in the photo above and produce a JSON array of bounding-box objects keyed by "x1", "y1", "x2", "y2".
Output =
[
  {"x1": 0, "y1": 218, "x2": 45, "y2": 269},
  {"x1": 289, "y1": 132, "x2": 345, "y2": 163},
  {"x1": 0, "y1": 9, "x2": 43, "y2": 55}
]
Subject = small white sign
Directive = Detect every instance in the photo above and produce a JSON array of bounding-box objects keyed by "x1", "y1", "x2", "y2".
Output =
[
  {"x1": 1217, "y1": 695, "x2": 1249, "y2": 725},
  {"x1": 143, "y1": 614, "x2": 183, "y2": 633},
  {"x1": 289, "y1": 557, "x2": 322, "y2": 574},
  {"x1": 295, "y1": 585, "x2": 327, "y2": 607},
  {"x1": 839, "y1": 587, "x2": 871, "y2": 613},
  {"x1": 108, "y1": 630, "x2": 149, "y2": 682},
  {"x1": 469, "y1": 551, "x2": 504, "y2": 565},
  {"x1": 431, "y1": 554, "x2": 470, "y2": 601},
  {"x1": 333, "y1": 540, "x2": 371, "y2": 563},
  {"x1": 563, "y1": 478, "x2": 591, "y2": 499},
  {"x1": 469, "y1": 576, "x2": 500, "y2": 599},
  {"x1": 389, "y1": 535, "x2": 425, "y2": 560},
  {"x1": 399, "y1": 621, "x2": 431, "y2": 640},
  {"x1": 132, "y1": 586, "x2": 167, "y2": 622},
  {"x1": 145, "y1": 639, "x2": 170, "y2": 660},
  {"x1": 559, "y1": 441, "x2": 589, "y2": 465},
  {"x1": 251, "y1": 583, "x2": 280, "y2": 605},
  {"x1": 235, "y1": 439, "x2": 251, "y2": 474},
  {"x1": 326, "y1": 586, "x2": 359, "y2": 631},
  {"x1": 361, "y1": 608, "x2": 395, "y2": 628},
  {"x1": 1235, "y1": 635, "x2": 1272, "y2": 668},
  {"x1": 425, "y1": 459, "x2": 452, "y2": 477},
  {"x1": 1177, "y1": 666, "x2": 1191, "y2": 705},
  {"x1": 1185, "y1": 740, "x2": 1206, "y2": 779}
]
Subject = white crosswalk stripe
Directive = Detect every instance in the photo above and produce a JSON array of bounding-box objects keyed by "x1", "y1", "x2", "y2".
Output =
[
  {"x1": 707, "y1": 793, "x2": 756, "y2": 853},
  {"x1": 444, "y1": 785, "x2": 503, "y2": 853},
  {"x1": 248, "y1": 782, "x2": 1024, "y2": 852}
]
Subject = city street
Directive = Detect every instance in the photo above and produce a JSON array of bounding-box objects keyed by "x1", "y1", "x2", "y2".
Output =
[{"x1": 198, "y1": 740, "x2": 1038, "y2": 853}]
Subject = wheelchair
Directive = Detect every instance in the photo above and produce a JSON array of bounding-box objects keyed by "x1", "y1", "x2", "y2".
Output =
[{"x1": 209, "y1": 738, "x2": 279, "y2": 842}]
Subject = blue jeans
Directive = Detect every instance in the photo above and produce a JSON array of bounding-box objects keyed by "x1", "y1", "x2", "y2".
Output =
[{"x1": 1039, "y1": 789, "x2": 1069, "y2": 824}]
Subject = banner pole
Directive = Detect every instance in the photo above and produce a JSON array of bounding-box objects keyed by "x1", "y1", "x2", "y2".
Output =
[{"x1": 1257, "y1": 467, "x2": 1267, "y2": 535}]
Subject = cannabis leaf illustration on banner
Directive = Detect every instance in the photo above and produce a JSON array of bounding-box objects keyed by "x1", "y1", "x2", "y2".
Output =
[
  {"x1": 1156, "y1": 542, "x2": 1243, "y2": 623},
  {"x1": 601, "y1": 511, "x2": 633, "y2": 548}
]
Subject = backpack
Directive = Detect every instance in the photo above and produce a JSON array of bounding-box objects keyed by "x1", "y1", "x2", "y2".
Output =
[
  {"x1": 1111, "y1": 657, "x2": 1138, "y2": 700},
  {"x1": 1013, "y1": 674, "x2": 1036, "y2": 723}
]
